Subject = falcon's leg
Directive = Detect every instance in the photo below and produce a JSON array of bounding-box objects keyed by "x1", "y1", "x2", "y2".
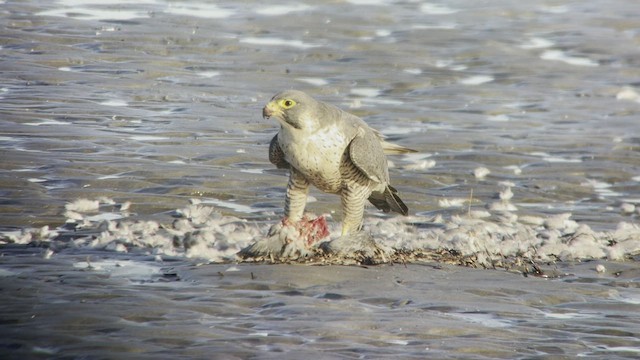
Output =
[
  {"x1": 320, "y1": 180, "x2": 392, "y2": 264},
  {"x1": 238, "y1": 169, "x2": 325, "y2": 261},
  {"x1": 340, "y1": 180, "x2": 368, "y2": 236},
  {"x1": 284, "y1": 169, "x2": 309, "y2": 222}
]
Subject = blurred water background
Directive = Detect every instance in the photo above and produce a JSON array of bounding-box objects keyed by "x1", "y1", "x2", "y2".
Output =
[{"x1": 1, "y1": 1, "x2": 640, "y2": 358}]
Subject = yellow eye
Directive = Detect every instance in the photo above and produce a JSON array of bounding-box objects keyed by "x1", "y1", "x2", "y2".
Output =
[{"x1": 278, "y1": 99, "x2": 296, "y2": 109}]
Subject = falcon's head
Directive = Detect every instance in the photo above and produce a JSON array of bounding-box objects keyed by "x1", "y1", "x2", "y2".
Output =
[{"x1": 263, "y1": 90, "x2": 323, "y2": 130}]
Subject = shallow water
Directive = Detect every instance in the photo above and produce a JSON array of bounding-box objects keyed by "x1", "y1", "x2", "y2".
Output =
[
  {"x1": 2, "y1": 0, "x2": 639, "y2": 230},
  {"x1": 1, "y1": 248, "x2": 640, "y2": 359},
  {"x1": 1, "y1": 0, "x2": 640, "y2": 358}
]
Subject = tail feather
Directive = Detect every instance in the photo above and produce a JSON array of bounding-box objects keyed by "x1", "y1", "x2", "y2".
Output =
[
  {"x1": 368, "y1": 185, "x2": 409, "y2": 216},
  {"x1": 371, "y1": 127, "x2": 417, "y2": 154},
  {"x1": 381, "y1": 140, "x2": 417, "y2": 155}
]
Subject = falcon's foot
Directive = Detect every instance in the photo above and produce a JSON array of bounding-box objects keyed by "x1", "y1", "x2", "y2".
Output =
[
  {"x1": 320, "y1": 231, "x2": 393, "y2": 265},
  {"x1": 238, "y1": 215, "x2": 330, "y2": 261}
]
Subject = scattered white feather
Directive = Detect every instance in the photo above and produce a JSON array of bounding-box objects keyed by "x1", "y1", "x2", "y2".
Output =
[
  {"x1": 540, "y1": 50, "x2": 598, "y2": 67},
  {"x1": 498, "y1": 186, "x2": 514, "y2": 201},
  {"x1": 474, "y1": 167, "x2": 491, "y2": 179},
  {"x1": 488, "y1": 201, "x2": 518, "y2": 212},
  {"x1": 620, "y1": 203, "x2": 636, "y2": 214},
  {"x1": 438, "y1": 198, "x2": 467, "y2": 208},
  {"x1": 5, "y1": 189, "x2": 640, "y2": 266},
  {"x1": 403, "y1": 159, "x2": 436, "y2": 171},
  {"x1": 65, "y1": 199, "x2": 100, "y2": 212},
  {"x1": 616, "y1": 86, "x2": 640, "y2": 102}
]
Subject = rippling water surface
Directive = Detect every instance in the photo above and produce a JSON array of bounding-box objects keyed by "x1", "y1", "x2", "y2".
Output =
[{"x1": 1, "y1": 0, "x2": 640, "y2": 358}]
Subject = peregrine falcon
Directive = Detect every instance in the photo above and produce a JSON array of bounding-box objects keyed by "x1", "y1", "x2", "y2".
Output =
[{"x1": 263, "y1": 90, "x2": 414, "y2": 241}]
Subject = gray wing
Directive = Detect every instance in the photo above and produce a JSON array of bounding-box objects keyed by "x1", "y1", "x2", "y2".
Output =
[
  {"x1": 269, "y1": 135, "x2": 289, "y2": 169},
  {"x1": 348, "y1": 127, "x2": 409, "y2": 216},
  {"x1": 347, "y1": 127, "x2": 388, "y2": 184}
]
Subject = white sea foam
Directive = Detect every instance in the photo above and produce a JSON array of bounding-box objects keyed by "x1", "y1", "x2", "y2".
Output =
[
  {"x1": 38, "y1": 8, "x2": 149, "y2": 20},
  {"x1": 459, "y1": 75, "x2": 494, "y2": 86},
  {"x1": 240, "y1": 169, "x2": 264, "y2": 175},
  {"x1": 581, "y1": 179, "x2": 622, "y2": 198},
  {"x1": 0, "y1": 268, "x2": 18, "y2": 277},
  {"x1": 450, "y1": 312, "x2": 513, "y2": 328},
  {"x1": 610, "y1": 291, "x2": 640, "y2": 305},
  {"x1": 129, "y1": 135, "x2": 170, "y2": 141},
  {"x1": 386, "y1": 339, "x2": 409, "y2": 346},
  {"x1": 540, "y1": 50, "x2": 598, "y2": 67},
  {"x1": 98, "y1": 173, "x2": 125, "y2": 180},
  {"x1": 539, "y1": 5, "x2": 570, "y2": 14},
  {"x1": 255, "y1": 4, "x2": 312, "y2": 16},
  {"x1": 345, "y1": 0, "x2": 392, "y2": 5},
  {"x1": 486, "y1": 114, "x2": 510, "y2": 122},
  {"x1": 350, "y1": 87, "x2": 382, "y2": 97},
  {"x1": 197, "y1": 71, "x2": 220, "y2": 78},
  {"x1": 23, "y1": 119, "x2": 70, "y2": 126},
  {"x1": 402, "y1": 152, "x2": 436, "y2": 171},
  {"x1": 420, "y1": 3, "x2": 459, "y2": 15},
  {"x1": 383, "y1": 126, "x2": 425, "y2": 136},
  {"x1": 361, "y1": 97, "x2": 404, "y2": 106},
  {"x1": 56, "y1": 0, "x2": 156, "y2": 5},
  {"x1": 529, "y1": 151, "x2": 583, "y2": 163},
  {"x1": 240, "y1": 37, "x2": 320, "y2": 49},
  {"x1": 403, "y1": 68, "x2": 422, "y2": 75},
  {"x1": 250, "y1": 332, "x2": 270, "y2": 337},
  {"x1": 73, "y1": 259, "x2": 161, "y2": 283},
  {"x1": 543, "y1": 312, "x2": 597, "y2": 320},
  {"x1": 100, "y1": 99, "x2": 128, "y2": 107},
  {"x1": 519, "y1": 37, "x2": 554, "y2": 49},
  {"x1": 434, "y1": 59, "x2": 454, "y2": 68},
  {"x1": 295, "y1": 77, "x2": 329, "y2": 86},
  {"x1": 165, "y1": 3, "x2": 235, "y2": 19},
  {"x1": 38, "y1": 0, "x2": 152, "y2": 21},
  {"x1": 403, "y1": 160, "x2": 436, "y2": 171},
  {"x1": 412, "y1": 23, "x2": 458, "y2": 30},
  {"x1": 590, "y1": 346, "x2": 640, "y2": 355}
]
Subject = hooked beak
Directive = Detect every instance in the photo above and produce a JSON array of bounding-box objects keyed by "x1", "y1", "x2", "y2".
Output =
[
  {"x1": 262, "y1": 101, "x2": 277, "y2": 119},
  {"x1": 262, "y1": 101, "x2": 294, "y2": 128},
  {"x1": 262, "y1": 106, "x2": 272, "y2": 119}
]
